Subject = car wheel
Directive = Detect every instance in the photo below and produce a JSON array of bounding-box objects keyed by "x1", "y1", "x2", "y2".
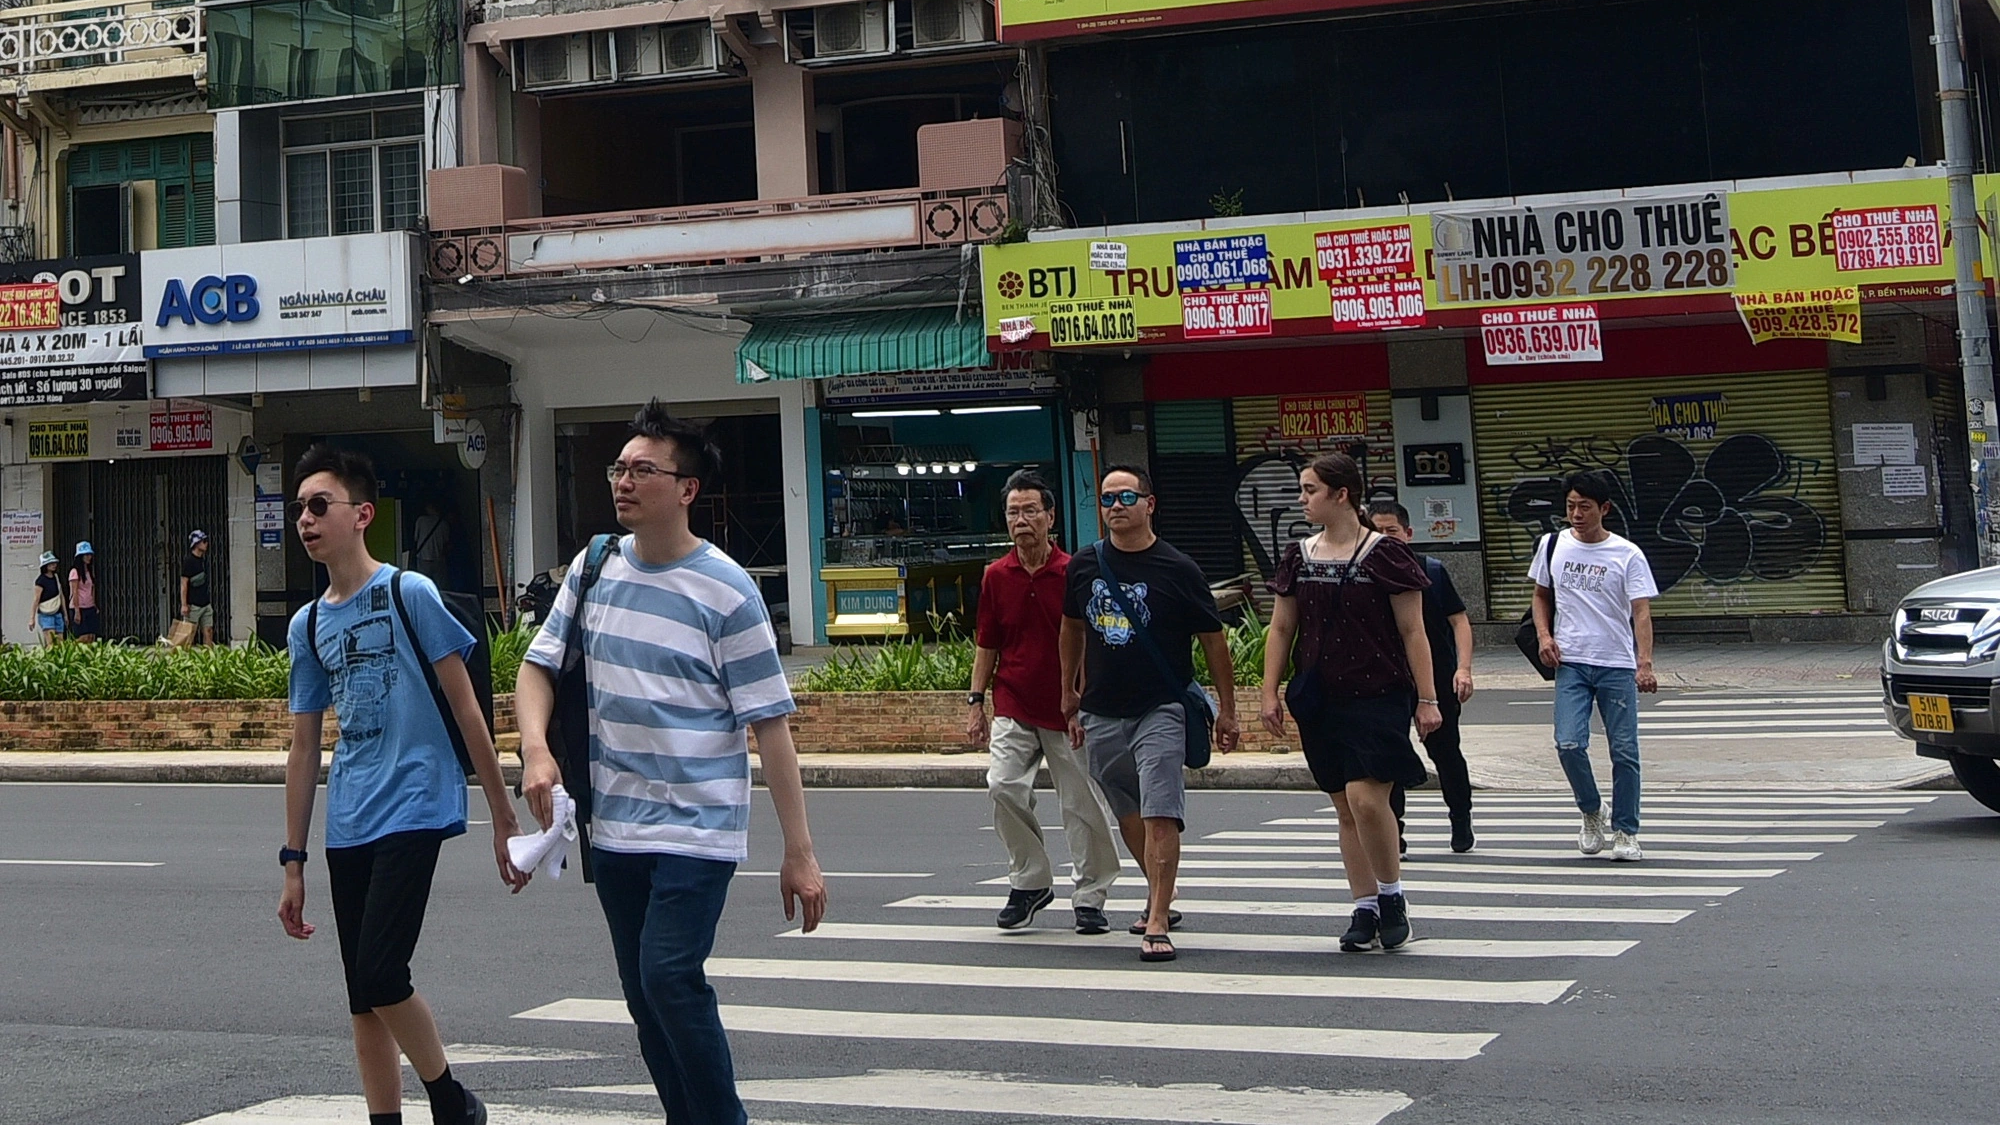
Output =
[{"x1": 1948, "y1": 751, "x2": 2000, "y2": 815}]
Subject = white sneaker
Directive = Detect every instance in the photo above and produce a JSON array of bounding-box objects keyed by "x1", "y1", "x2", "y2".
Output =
[
  {"x1": 1611, "y1": 831, "x2": 1644, "y2": 862},
  {"x1": 1578, "y1": 809, "x2": 1610, "y2": 855}
]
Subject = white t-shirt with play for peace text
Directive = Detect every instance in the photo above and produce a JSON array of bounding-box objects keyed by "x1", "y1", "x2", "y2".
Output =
[{"x1": 1527, "y1": 529, "x2": 1659, "y2": 670}]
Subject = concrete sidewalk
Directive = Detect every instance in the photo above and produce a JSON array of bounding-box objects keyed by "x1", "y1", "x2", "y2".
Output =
[{"x1": 0, "y1": 641, "x2": 1949, "y2": 791}]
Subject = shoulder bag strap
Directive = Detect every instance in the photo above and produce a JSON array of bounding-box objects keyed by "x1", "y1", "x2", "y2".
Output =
[
  {"x1": 1095, "y1": 541, "x2": 1187, "y2": 695},
  {"x1": 565, "y1": 534, "x2": 620, "y2": 668},
  {"x1": 388, "y1": 570, "x2": 472, "y2": 771}
]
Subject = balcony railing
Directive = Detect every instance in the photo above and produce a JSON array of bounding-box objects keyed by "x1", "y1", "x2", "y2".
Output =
[
  {"x1": 0, "y1": 0, "x2": 203, "y2": 84},
  {"x1": 426, "y1": 184, "x2": 1011, "y2": 280}
]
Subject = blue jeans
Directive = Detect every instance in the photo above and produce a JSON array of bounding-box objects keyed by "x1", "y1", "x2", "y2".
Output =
[
  {"x1": 592, "y1": 848, "x2": 744, "y2": 1125},
  {"x1": 1553, "y1": 662, "x2": 1641, "y2": 835}
]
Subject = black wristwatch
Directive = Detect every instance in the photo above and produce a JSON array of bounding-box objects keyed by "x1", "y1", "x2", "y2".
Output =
[
  {"x1": 966, "y1": 691, "x2": 985, "y2": 706},
  {"x1": 279, "y1": 846, "x2": 309, "y2": 868}
]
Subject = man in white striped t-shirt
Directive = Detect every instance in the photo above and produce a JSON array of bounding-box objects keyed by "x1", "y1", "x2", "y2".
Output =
[{"x1": 516, "y1": 401, "x2": 826, "y2": 1125}]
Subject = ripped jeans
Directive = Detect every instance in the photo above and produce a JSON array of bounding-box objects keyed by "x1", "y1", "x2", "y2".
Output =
[{"x1": 1553, "y1": 661, "x2": 1641, "y2": 835}]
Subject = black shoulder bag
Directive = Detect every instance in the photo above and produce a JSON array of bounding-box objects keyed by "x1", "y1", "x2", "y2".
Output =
[
  {"x1": 1513, "y1": 532, "x2": 1561, "y2": 681},
  {"x1": 1094, "y1": 541, "x2": 1218, "y2": 770},
  {"x1": 547, "y1": 534, "x2": 620, "y2": 880}
]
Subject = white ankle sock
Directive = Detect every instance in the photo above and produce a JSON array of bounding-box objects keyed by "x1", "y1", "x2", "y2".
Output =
[
  {"x1": 1377, "y1": 880, "x2": 1404, "y2": 898},
  {"x1": 1355, "y1": 894, "x2": 1379, "y2": 914}
]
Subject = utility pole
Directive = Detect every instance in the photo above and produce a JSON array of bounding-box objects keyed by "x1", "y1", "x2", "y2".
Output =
[{"x1": 1934, "y1": 0, "x2": 1999, "y2": 566}]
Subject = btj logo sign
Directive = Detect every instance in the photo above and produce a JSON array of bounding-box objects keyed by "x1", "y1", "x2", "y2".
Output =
[{"x1": 156, "y1": 275, "x2": 259, "y2": 327}]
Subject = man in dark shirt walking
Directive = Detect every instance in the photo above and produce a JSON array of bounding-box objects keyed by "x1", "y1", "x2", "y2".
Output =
[
  {"x1": 1368, "y1": 502, "x2": 1475, "y2": 853},
  {"x1": 181, "y1": 530, "x2": 215, "y2": 645},
  {"x1": 1062, "y1": 465, "x2": 1238, "y2": 963},
  {"x1": 968, "y1": 471, "x2": 1122, "y2": 934}
]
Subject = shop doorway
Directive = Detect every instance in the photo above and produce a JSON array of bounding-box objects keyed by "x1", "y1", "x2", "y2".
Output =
[
  {"x1": 283, "y1": 431, "x2": 486, "y2": 611},
  {"x1": 555, "y1": 411, "x2": 786, "y2": 570},
  {"x1": 52, "y1": 457, "x2": 231, "y2": 642}
]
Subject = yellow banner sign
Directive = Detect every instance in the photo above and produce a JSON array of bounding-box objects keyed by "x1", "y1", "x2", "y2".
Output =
[
  {"x1": 982, "y1": 175, "x2": 1987, "y2": 346},
  {"x1": 997, "y1": 0, "x2": 1391, "y2": 41},
  {"x1": 27, "y1": 419, "x2": 90, "y2": 460},
  {"x1": 1734, "y1": 287, "x2": 1863, "y2": 345}
]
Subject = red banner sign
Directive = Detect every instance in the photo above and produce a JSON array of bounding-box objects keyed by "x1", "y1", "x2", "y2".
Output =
[
  {"x1": 0, "y1": 282, "x2": 61, "y2": 331},
  {"x1": 1831, "y1": 205, "x2": 1942, "y2": 272},
  {"x1": 1313, "y1": 223, "x2": 1416, "y2": 282},
  {"x1": 149, "y1": 406, "x2": 214, "y2": 452},
  {"x1": 1329, "y1": 276, "x2": 1427, "y2": 332}
]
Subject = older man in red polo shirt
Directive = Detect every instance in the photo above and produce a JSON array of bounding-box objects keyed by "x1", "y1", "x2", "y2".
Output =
[{"x1": 967, "y1": 470, "x2": 1122, "y2": 934}]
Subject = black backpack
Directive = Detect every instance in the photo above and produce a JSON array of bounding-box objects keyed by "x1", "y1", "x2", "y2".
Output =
[{"x1": 308, "y1": 568, "x2": 493, "y2": 778}]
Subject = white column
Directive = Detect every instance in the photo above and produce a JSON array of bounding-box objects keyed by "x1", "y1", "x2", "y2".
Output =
[
  {"x1": 1, "y1": 462, "x2": 47, "y2": 648},
  {"x1": 777, "y1": 380, "x2": 814, "y2": 639},
  {"x1": 512, "y1": 398, "x2": 560, "y2": 581}
]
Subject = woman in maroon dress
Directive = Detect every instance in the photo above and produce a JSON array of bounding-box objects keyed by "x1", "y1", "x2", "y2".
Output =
[{"x1": 1261, "y1": 452, "x2": 1441, "y2": 951}]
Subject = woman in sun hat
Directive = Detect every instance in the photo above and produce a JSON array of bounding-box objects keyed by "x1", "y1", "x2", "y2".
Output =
[
  {"x1": 69, "y1": 541, "x2": 100, "y2": 643},
  {"x1": 31, "y1": 551, "x2": 65, "y2": 645}
]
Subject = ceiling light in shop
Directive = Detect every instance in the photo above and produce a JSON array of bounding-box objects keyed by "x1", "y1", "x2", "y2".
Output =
[
  {"x1": 964, "y1": 459, "x2": 978, "y2": 472},
  {"x1": 915, "y1": 464, "x2": 929, "y2": 474},
  {"x1": 896, "y1": 462, "x2": 912, "y2": 475},
  {"x1": 947, "y1": 462, "x2": 963, "y2": 474},
  {"x1": 930, "y1": 462, "x2": 945, "y2": 474},
  {"x1": 851, "y1": 409, "x2": 942, "y2": 418},
  {"x1": 949, "y1": 405, "x2": 1041, "y2": 415}
]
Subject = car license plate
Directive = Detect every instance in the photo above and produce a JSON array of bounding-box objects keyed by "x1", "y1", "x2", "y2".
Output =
[{"x1": 1910, "y1": 694, "x2": 1955, "y2": 733}]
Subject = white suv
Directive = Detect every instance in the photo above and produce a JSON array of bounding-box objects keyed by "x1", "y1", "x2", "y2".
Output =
[{"x1": 1882, "y1": 567, "x2": 2000, "y2": 813}]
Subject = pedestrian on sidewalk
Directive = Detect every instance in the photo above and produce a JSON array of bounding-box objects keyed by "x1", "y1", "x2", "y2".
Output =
[
  {"x1": 31, "y1": 551, "x2": 66, "y2": 645},
  {"x1": 514, "y1": 400, "x2": 827, "y2": 1125},
  {"x1": 1262, "y1": 454, "x2": 1441, "y2": 953},
  {"x1": 68, "y1": 542, "x2": 98, "y2": 643},
  {"x1": 967, "y1": 470, "x2": 1122, "y2": 935},
  {"x1": 411, "y1": 500, "x2": 450, "y2": 584},
  {"x1": 1367, "y1": 501, "x2": 1476, "y2": 854},
  {"x1": 1062, "y1": 464, "x2": 1239, "y2": 963},
  {"x1": 1530, "y1": 469, "x2": 1659, "y2": 862},
  {"x1": 181, "y1": 530, "x2": 215, "y2": 645},
  {"x1": 278, "y1": 445, "x2": 527, "y2": 1125}
]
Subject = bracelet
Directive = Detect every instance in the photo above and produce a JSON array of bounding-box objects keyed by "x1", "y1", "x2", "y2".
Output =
[{"x1": 1418, "y1": 698, "x2": 1440, "y2": 706}]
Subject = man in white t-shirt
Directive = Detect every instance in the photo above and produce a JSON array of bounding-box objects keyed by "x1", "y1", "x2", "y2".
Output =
[{"x1": 1528, "y1": 470, "x2": 1659, "y2": 862}]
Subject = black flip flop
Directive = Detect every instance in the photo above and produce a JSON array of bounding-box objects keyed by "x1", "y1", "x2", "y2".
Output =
[
  {"x1": 1138, "y1": 933, "x2": 1176, "y2": 962},
  {"x1": 1128, "y1": 909, "x2": 1184, "y2": 935}
]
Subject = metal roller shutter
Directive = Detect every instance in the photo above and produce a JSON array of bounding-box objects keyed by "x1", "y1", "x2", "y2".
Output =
[
  {"x1": 1231, "y1": 390, "x2": 1396, "y2": 581},
  {"x1": 1474, "y1": 370, "x2": 1846, "y2": 619},
  {"x1": 1930, "y1": 369, "x2": 1977, "y2": 571},
  {"x1": 1148, "y1": 400, "x2": 1241, "y2": 580},
  {"x1": 51, "y1": 457, "x2": 231, "y2": 642}
]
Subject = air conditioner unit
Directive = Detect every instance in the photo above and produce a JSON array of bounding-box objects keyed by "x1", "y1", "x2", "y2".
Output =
[
  {"x1": 660, "y1": 23, "x2": 721, "y2": 75},
  {"x1": 519, "y1": 34, "x2": 591, "y2": 89},
  {"x1": 617, "y1": 25, "x2": 665, "y2": 78},
  {"x1": 814, "y1": 1, "x2": 890, "y2": 58},
  {"x1": 912, "y1": 0, "x2": 990, "y2": 48}
]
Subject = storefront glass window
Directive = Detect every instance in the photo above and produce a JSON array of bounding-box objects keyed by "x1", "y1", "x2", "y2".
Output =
[
  {"x1": 281, "y1": 109, "x2": 424, "y2": 237},
  {"x1": 208, "y1": 0, "x2": 460, "y2": 109}
]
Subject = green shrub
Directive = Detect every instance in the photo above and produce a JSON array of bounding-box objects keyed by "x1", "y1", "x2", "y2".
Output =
[
  {"x1": 1195, "y1": 616, "x2": 1269, "y2": 688},
  {"x1": 0, "y1": 640, "x2": 292, "y2": 701},
  {"x1": 797, "y1": 617, "x2": 1271, "y2": 692},
  {"x1": 490, "y1": 619, "x2": 538, "y2": 694}
]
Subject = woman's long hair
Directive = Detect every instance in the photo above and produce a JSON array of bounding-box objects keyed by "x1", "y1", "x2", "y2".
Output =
[
  {"x1": 1306, "y1": 452, "x2": 1367, "y2": 519},
  {"x1": 73, "y1": 553, "x2": 94, "y2": 584}
]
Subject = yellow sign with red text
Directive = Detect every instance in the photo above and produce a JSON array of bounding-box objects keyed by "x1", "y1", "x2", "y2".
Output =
[
  {"x1": 1734, "y1": 287, "x2": 1863, "y2": 345},
  {"x1": 981, "y1": 174, "x2": 1993, "y2": 347}
]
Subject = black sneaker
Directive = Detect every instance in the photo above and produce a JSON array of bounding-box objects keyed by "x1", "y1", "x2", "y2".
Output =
[
  {"x1": 996, "y1": 887, "x2": 1054, "y2": 930},
  {"x1": 1074, "y1": 905, "x2": 1110, "y2": 935},
  {"x1": 1450, "y1": 813, "x2": 1475, "y2": 854},
  {"x1": 1339, "y1": 907, "x2": 1379, "y2": 952},
  {"x1": 1378, "y1": 892, "x2": 1412, "y2": 949},
  {"x1": 456, "y1": 1089, "x2": 488, "y2": 1125}
]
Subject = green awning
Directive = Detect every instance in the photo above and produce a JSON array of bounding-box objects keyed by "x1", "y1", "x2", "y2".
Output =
[{"x1": 735, "y1": 308, "x2": 992, "y2": 384}]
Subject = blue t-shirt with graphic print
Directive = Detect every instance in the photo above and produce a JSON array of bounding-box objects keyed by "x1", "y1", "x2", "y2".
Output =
[{"x1": 288, "y1": 565, "x2": 477, "y2": 849}]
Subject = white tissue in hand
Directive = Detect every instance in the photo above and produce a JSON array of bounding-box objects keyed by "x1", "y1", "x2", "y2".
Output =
[{"x1": 508, "y1": 784, "x2": 578, "y2": 881}]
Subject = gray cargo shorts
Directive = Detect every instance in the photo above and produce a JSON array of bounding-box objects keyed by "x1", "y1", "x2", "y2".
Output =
[{"x1": 1080, "y1": 703, "x2": 1186, "y2": 827}]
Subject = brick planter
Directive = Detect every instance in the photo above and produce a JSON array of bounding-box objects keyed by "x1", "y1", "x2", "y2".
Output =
[{"x1": 0, "y1": 689, "x2": 1296, "y2": 755}]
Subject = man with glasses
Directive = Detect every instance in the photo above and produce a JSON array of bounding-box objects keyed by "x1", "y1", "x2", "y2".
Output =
[
  {"x1": 1062, "y1": 465, "x2": 1238, "y2": 962},
  {"x1": 968, "y1": 470, "x2": 1122, "y2": 934},
  {"x1": 514, "y1": 400, "x2": 827, "y2": 1125}
]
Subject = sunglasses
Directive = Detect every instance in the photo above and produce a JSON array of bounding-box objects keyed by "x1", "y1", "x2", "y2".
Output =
[
  {"x1": 288, "y1": 496, "x2": 368, "y2": 522},
  {"x1": 1099, "y1": 489, "x2": 1149, "y2": 508}
]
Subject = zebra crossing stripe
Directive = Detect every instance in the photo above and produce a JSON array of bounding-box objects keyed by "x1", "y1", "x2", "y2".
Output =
[
  {"x1": 1208, "y1": 831, "x2": 1857, "y2": 844},
  {"x1": 1266, "y1": 817, "x2": 1884, "y2": 829},
  {"x1": 885, "y1": 894, "x2": 1695, "y2": 924},
  {"x1": 1183, "y1": 844, "x2": 1825, "y2": 862},
  {"x1": 696, "y1": 956, "x2": 1573, "y2": 1004},
  {"x1": 1145, "y1": 859, "x2": 1787, "y2": 878},
  {"x1": 1380, "y1": 795, "x2": 1929, "y2": 805},
  {"x1": 779, "y1": 922, "x2": 1639, "y2": 958},
  {"x1": 981, "y1": 875, "x2": 1741, "y2": 897},
  {"x1": 520, "y1": 1000, "x2": 1498, "y2": 1061},
  {"x1": 180, "y1": 1095, "x2": 665, "y2": 1125}
]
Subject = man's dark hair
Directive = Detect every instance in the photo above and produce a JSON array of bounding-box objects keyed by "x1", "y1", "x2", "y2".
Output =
[
  {"x1": 1563, "y1": 469, "x2": 1616, "y2": 506},
  {"x1": 294, "y1": 444, "x2": 379, "y2": 505},
  {"x1": 1002, "y1": 470, "x2": 1056, "y2": 514},
  {"x1": 1366, "y1": 499, "x2": 1412, "y2": 529},
  {"x1": 1100, "y1": 462, "x2": 1153, "y2": 495},
  {"x1": 631, "y1": 398, "x2": 722, "y2": 488}
]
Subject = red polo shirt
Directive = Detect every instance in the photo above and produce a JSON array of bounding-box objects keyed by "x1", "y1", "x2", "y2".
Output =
[{"x1": 975, "y1": 545, "x2": 1070, "y2": 731}]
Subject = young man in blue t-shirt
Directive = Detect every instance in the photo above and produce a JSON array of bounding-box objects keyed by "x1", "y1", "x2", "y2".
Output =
[{"x1": 278, "y1": 445, "x2": 527, "y2": 1125}]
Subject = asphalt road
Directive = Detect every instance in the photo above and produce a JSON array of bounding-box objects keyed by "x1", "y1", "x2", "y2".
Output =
[{"x1": 2, "y1": 782, "x2": 1994, "y2": 1125}]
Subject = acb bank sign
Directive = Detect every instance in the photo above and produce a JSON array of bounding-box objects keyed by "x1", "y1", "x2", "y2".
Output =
[{"x1": 141, "y1": 233, "x2": 419, "y2": 358}]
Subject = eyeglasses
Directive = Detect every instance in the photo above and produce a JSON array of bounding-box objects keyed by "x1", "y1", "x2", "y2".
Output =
[
  {"x1": 607, "y1": 462, "x2": 693, "y2": 483},
  {"x1": 1099, "y1": 490, "x2": 1149, "y2": 508},
  {"x1": 1005, "y1": 506, "x2": 1046, "y2": 520},
  {"x1": 288, "y1": 496, "x2": 368, "y2": 522}
]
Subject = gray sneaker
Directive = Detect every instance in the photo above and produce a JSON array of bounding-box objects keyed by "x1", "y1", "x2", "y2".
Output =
[
  {"x1": 1611, "y1": 831, "x2": 1644, "y2": 862},
  {"x1": 1578, "y1": 809, "x2": 1610, "y2": 855}
]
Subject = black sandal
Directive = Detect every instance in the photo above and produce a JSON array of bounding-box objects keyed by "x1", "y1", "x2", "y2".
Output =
[
  {"x1": 1138, "y1": 933, "x2": 1177, "y2": 962},
  {"x1": 1127, "y1": 909, "x2": 1184, "y2": 935}
]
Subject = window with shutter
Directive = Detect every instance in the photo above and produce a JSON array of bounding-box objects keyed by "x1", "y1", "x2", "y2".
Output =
[
  {"x1": 190, "y1": 177, "x2": 215, "y2": 246},
  {"x1": 160, "y1": 183, "x2": 188, "y2": 248}
]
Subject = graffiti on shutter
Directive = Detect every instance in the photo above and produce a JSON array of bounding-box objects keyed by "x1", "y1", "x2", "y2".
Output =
[{"x1": 1474, "y1": 369, "x2": 1846, "y2": 619}]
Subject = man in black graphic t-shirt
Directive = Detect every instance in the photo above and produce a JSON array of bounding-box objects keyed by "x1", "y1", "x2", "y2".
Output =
[
  {"x1": 1061, "y1": 464, "x2": 1238, "y2": 964},
  {"x1": 181, "y1": 530, "x2": 214, "y2": 645}
]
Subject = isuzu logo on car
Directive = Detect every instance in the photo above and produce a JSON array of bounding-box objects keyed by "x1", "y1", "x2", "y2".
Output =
[{"x1": 1919, "y1": 608, "x2": 1958, "y2": 621}]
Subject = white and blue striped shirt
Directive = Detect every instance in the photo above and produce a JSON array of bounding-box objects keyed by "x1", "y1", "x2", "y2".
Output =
[{"x1": 524, "y1": 538, "x2": 793, "y2": 863}]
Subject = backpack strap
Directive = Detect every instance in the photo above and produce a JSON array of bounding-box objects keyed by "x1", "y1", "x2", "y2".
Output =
[
  {"x1": 388, "y1": 569, "x2": 476, "y2": 776},
  {"x1": 564, "y1": 534, "x2": 620, "y2": 666}
]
